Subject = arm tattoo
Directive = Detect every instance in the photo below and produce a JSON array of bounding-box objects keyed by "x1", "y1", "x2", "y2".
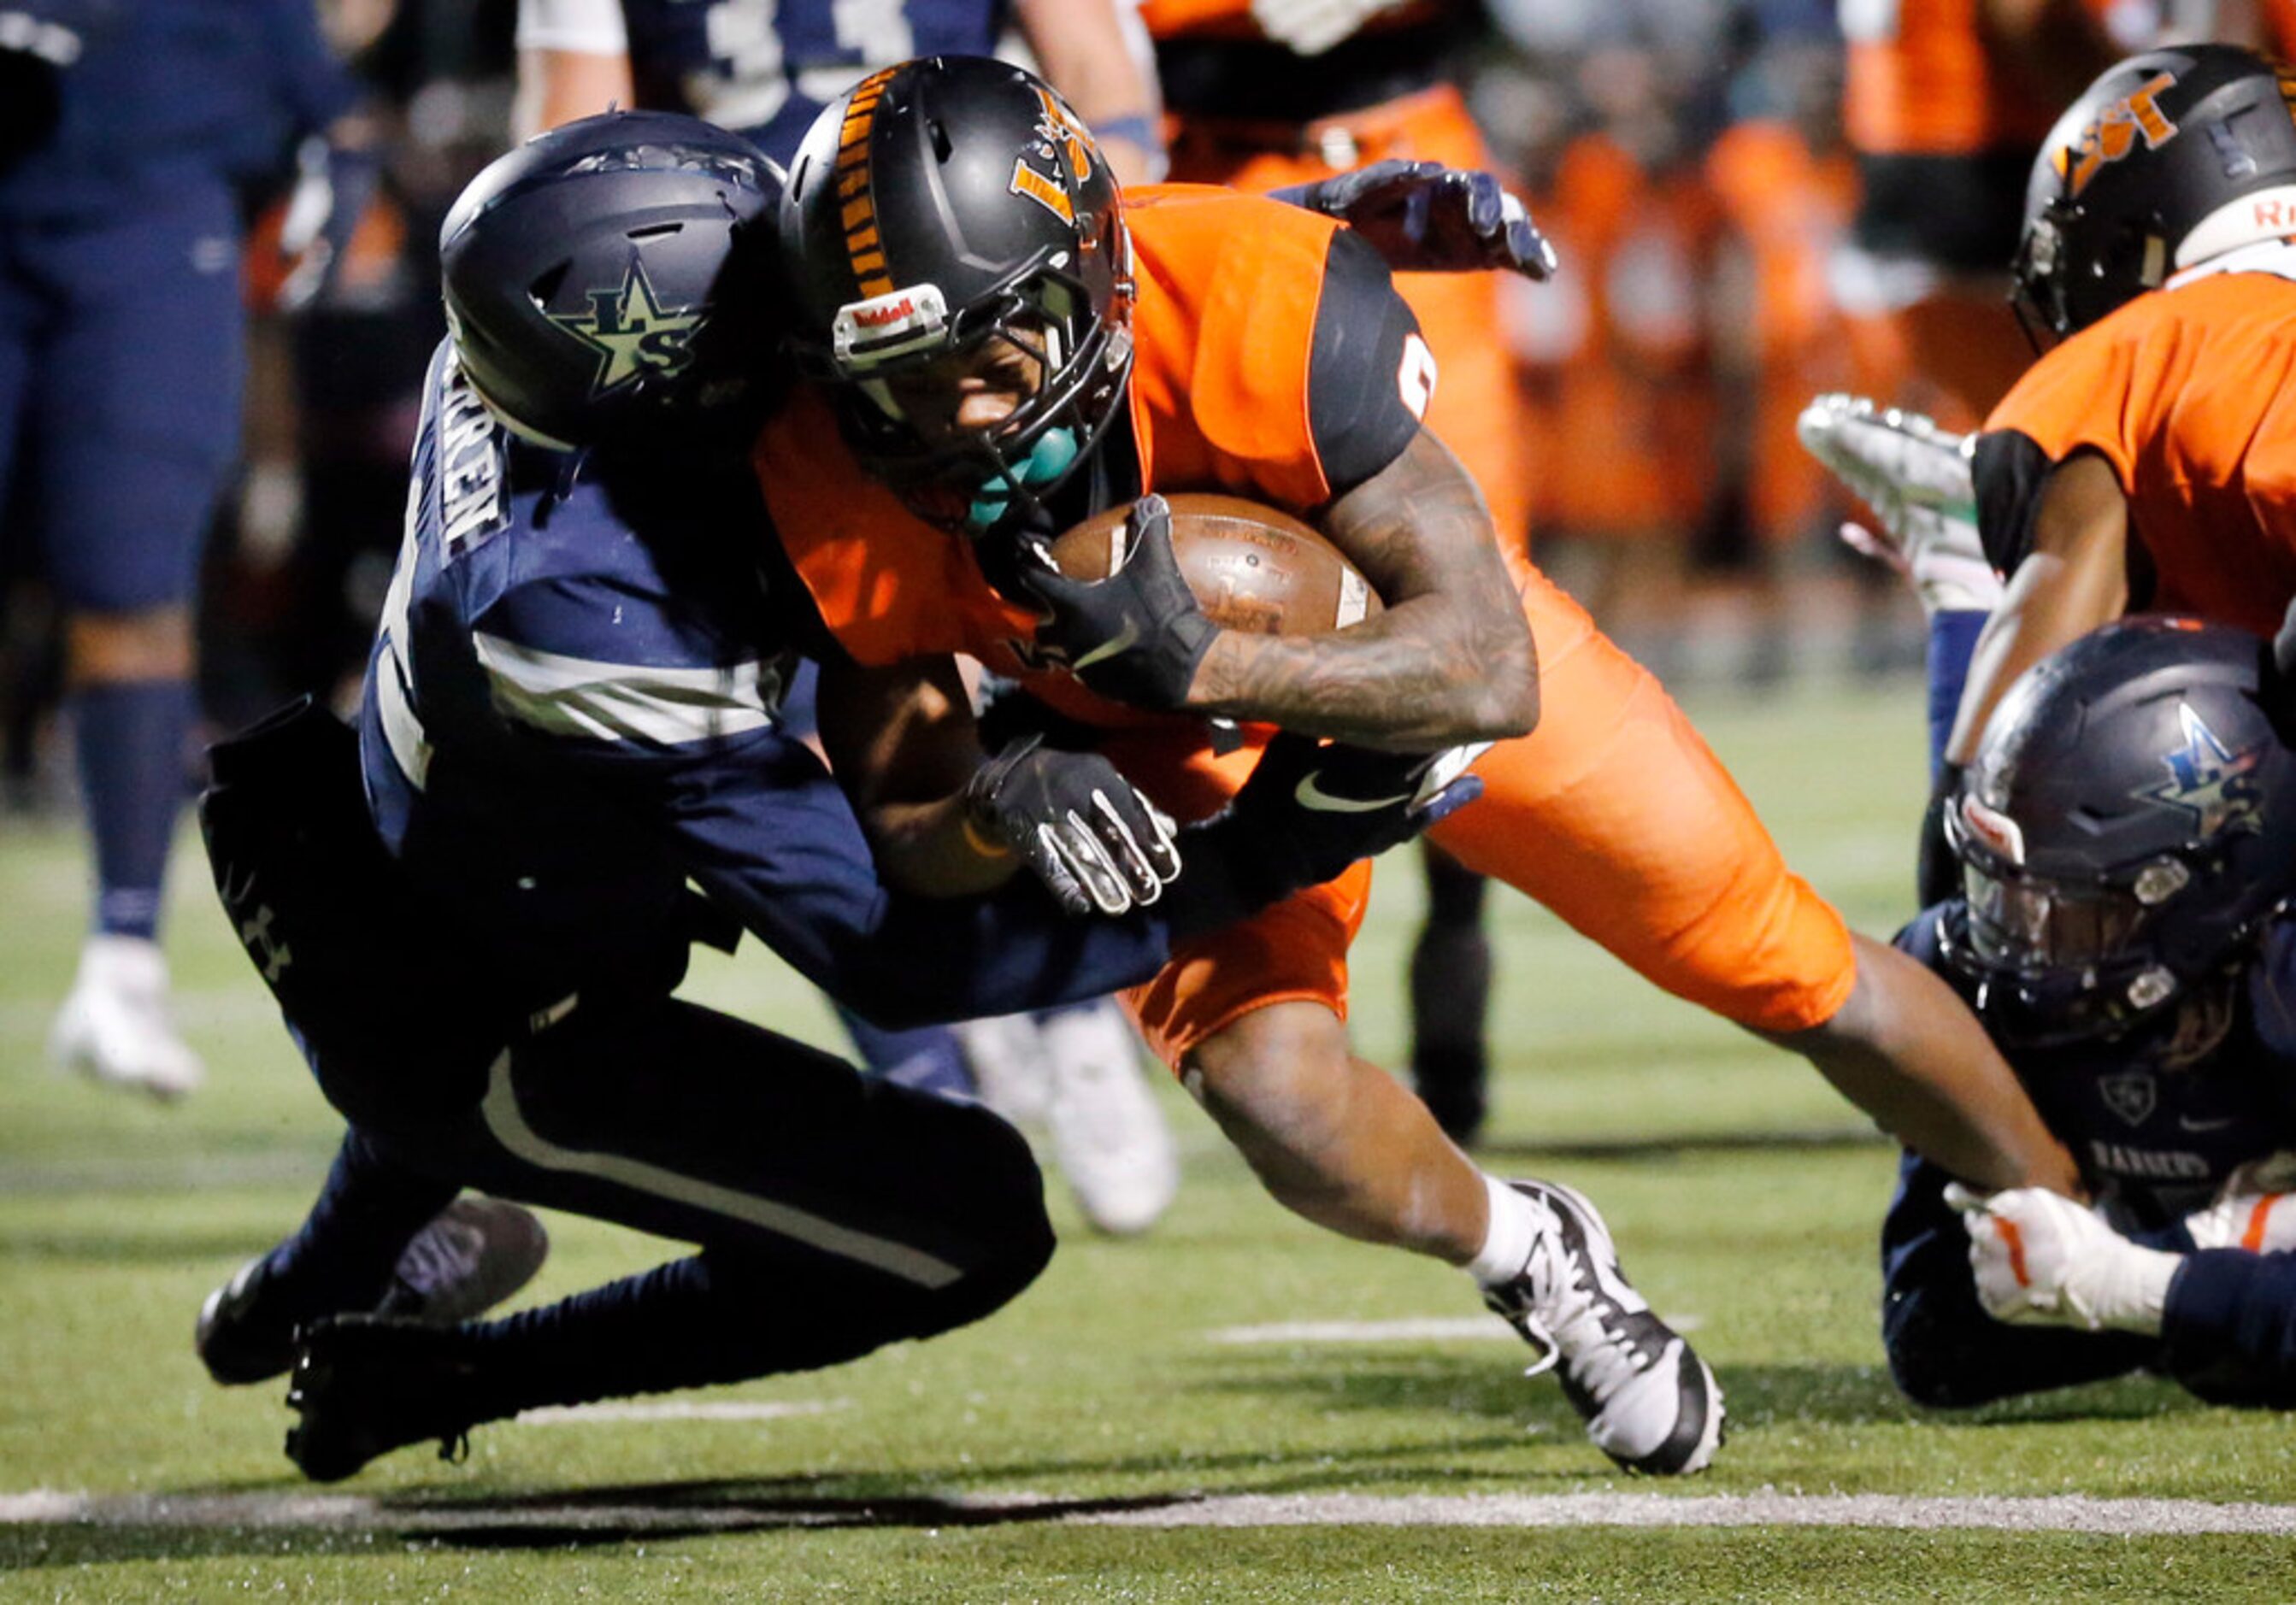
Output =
[{"x1": 1186, "y1": 430, "x2": 1539, "y2": 750}]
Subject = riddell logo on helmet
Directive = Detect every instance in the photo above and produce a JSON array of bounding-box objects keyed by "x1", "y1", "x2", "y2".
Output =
[
  {"x1": 852, "y1": 297, "x2": 917, "y2": 328},
  {"x1": 2068, "y1": 72, "x2": 2181, "y2": 197}
]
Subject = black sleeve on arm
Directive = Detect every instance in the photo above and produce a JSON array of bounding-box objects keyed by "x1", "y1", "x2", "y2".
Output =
[
  {"x1": 1307, "y1": 227, "x2": 1428, "y2": 497},
  {"x1": 1970, "y1": 428, "x2": 2057, "y2": 576}
]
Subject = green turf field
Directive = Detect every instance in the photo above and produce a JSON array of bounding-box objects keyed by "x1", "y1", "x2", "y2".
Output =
[{"x1": 3, "y1": 681, "x2": 2293, "y2": 1601}]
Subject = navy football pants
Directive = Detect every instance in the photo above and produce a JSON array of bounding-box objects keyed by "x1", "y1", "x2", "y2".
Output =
[{"x1": 283, "y1": 995, "x2": 1053, "y2": 1414}]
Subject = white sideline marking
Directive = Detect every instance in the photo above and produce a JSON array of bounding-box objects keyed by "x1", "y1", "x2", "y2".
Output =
[
  {"x1": 521, "y1": 1399, "x2": 848, "y2": 1426},
  {"x1": 3, "y1": 1489, "x2": 2292, "y2": 1537},
  {"x1": 1206, "y1": 1314, "x2": 1704, "y2": 1345}
]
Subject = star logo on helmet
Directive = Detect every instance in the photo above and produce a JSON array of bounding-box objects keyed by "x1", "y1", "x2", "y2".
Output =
[
  {"x1": 549, "y1": 257, "x2": 705, "y2": 397},
  {"x1": 2137, "y1": 702, "x2": 2264, "y2": 838}
]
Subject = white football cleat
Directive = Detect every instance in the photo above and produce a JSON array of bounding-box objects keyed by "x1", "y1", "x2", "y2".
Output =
[
  {"x1": 1946, "y1": 1183, "x2": 2179, "y2": 1335},
  {"x1": 1036, "y1": 1001, "x2": 1179, "y2": 1238},
  {"x1": 2183, "y1": 1153, "x2": 2296, "y2": 1254},
  {"x1": 956, "y1": 1013, "x2": 1056, "y2": 1126},
  {"x1": 1797, "y1": 392, "x2": 2003, "y2": 615},
  {"x1": 49, "y1": 934, "x2": 204, "y2": 1100},
  {"x1": 1483, "y1": 1179, "x2": 1723, "y2": 1475}
]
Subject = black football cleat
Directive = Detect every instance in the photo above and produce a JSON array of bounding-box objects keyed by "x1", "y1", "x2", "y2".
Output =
[
  {"x1": 197, "y1": 1196, "x2": 548, "y2": 1387},
  {"x1": 285, "y1": 1314, "x2": 488, "y2": 1482},
  {"x1": 1482, "y1": 1179, "x2": 1724, "y2": 1475}
]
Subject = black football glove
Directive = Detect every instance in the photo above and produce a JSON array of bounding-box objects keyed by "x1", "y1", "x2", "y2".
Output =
[
  {"x1": 1017, "y1": 494, "x2": 1218, "y2": 711},
  {"x1": 965, "y1": 732, "x2": 1182, "y2": 916},
  {"x1": 1164, "y1": 735, "x2": 1487, "y2": 939},
  {"x1": 269, "y1": 135, "x2": 385, "y2": 314},
  {"x1": 1271, "y1": 160, "x2": 1558, "y2": 280}
]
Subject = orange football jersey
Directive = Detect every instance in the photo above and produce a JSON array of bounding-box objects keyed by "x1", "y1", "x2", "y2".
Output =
[{"x1": 1982, "y1": 256, "x2": 2296, "y2": 635}]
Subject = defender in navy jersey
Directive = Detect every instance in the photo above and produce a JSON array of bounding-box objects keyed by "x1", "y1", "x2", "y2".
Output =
[
  {"x1": 191, "y1": 115, "x2": 1468, "y2": 1479},
  {"x1": 1883, "y1": 617, "x2": 2296, "y2": 1408}
]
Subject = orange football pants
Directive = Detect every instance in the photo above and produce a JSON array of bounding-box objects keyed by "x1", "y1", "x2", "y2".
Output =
[
  {"x1": 1118, "y1": 565, "x2": 1858, "y2": 1064},
  {"x1": 1165, "y1": 85, "x2": 1534, "y2": 551}
]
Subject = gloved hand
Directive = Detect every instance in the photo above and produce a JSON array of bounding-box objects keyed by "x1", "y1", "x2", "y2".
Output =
[
  {"x1": 1944, "y1": 1182, "x2": 2177, "y2": 1336},
  {"x1": 1163, "y1": 735, "x2": 1486, "y2": 939},
  {"x1": 1272, "y1": 160, "x2": 1558, "y2": 280},
  {"x1": 965, "y1": 733, "x2": 1181, "y2": 917},
  {"x1": 1251, "y1": 0, "x2": 1404, "y2": 55},
  {"x1": 1019, "y1": 494, "x2": 1219, "y2": 712}
]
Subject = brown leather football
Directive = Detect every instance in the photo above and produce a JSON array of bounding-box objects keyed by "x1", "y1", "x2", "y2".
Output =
[{"x1": 1045, "y1": 493, "x2": 1384, "y2": 636}]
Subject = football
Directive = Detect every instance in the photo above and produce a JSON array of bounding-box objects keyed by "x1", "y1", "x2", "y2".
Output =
[{"x1": 1046, "y1": 493, "x2": 1384, "y2": 635}]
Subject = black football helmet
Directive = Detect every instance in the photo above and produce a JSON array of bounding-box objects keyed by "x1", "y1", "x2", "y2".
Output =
[
  {"x1": 1942, "y1": 617, "x2": 2296, "y2": 1046},
  {"x1": 2012, "y1": 45, "x2": 2296, "y2": 343},
  {"x1": 777, "y1": 56, "x2": 1133, "y2": 532},
  {"x1": 439, "y1": 111, "x2": 784, "y2": 450}
]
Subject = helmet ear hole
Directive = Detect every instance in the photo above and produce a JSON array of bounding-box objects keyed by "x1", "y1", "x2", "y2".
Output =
[
  {"x1": 927, "y1": 119, "x2": 954, "y2": 162},
  {"x1": 627, "y1": 222, "x2": 685, "y2": 242}
]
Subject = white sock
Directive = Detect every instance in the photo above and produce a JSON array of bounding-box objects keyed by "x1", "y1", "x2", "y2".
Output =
[{"x1": 1467, "y1": 1174, "x2": 1545, "y2": 1286}]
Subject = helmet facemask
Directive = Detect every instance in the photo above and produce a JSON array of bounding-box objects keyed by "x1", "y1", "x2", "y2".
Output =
[{"x1": 820, "y1": 239, "x2": 1134, "y2": 534}]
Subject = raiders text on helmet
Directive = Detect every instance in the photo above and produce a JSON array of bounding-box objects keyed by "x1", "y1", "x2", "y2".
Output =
[
  {"x1": 439, "y1": 111, "x2": 784, "y2": 450},
  {"x1": 1944, "y1": 617, "x2": 2296, "y2": 1045},
  {"x1": 776, "y1": 56, "x2": 1134, "y2": 530},
  {"x1": 2013, "y1": 45, "x2": 2296, "y2": 341}
]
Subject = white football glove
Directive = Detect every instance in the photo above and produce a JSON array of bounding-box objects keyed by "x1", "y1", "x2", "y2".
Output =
[
  {"x1": 1944, "y1": 1183, "x2": 2179, "y2": 1336},
  {"x1": 1251, "y1": 0, "x2": 1405, "y2": 56},
  {"x1": 2182, "y1": 1151, "x2": 2296, "y2": 1252}
]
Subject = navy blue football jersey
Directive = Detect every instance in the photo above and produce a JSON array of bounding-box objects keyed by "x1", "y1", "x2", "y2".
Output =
[
  {"x1": 618, "y1": 0, "x2": 1008, "y2": 161},
  {"x1": 358, "y1": 339, "x2": 1175, "y2": 1026},
  {"x1": 1899, "y1": 904, "x2": 2296, "y2": 1227}
]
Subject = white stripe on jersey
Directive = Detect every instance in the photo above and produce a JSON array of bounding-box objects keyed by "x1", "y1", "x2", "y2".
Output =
[
  {"x1": 474, "y1": 631, "x2": 783, "y2": 746},
  {"x1": 477, "y1": 1050, "x2": 966, "y2": 1289}
]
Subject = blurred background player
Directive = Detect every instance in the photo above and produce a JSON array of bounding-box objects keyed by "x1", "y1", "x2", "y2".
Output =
[
  {"x1": 1139, "y1": 0, "x2": 1535, "y2": 1145},
  {"x1": 506, "y1": 0, "x2": 1181, "y2": 1233},
  {"x1": 1833, "y1": 0, "x2": 2122, "y2": 430},
  {"x1": 0, "y1": 1, "x2": 356, "y2": 1097},
  {"x1": 1881, "y1": 617, "x2": 2296, "y2": 1410}
]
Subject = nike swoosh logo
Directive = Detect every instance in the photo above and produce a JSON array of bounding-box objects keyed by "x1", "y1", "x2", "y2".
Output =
[
  {"x1": 1069, "y1": 620, "x2": 1140, "y2": 673},
  {"x1": 2180, "y1": 1114, "x2": 2238, "y2": 1132},
  {"x1": 1295, "y1": 772, "x2": 1410, "y2": 813}
]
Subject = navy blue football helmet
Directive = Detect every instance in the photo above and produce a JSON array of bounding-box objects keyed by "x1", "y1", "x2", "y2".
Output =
[
  {"x1": 1943, "y1": 616, "x2": 2296, "y2": 1045},
  {"x1": 439, "y1": 111, "x2": 785, "y2": 450},
  {"x1": 776, "y1": 56, "x2": 1133, "y2": 532}
]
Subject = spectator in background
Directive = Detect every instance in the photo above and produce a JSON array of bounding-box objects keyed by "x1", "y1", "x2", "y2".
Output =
[{"x1": 0, "y1": 1, "x2": 356, "y2": 1098}]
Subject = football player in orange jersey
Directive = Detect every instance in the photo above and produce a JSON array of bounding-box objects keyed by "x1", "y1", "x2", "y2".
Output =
[
  {"x1": 1140, "y1": 0, "x2": 1534, "y2": 1143},
  {"x1": 1809, "y1": 46, "x2": 2296, "y2": 906},
  {"x1": 755, "y1": 56, "x2": 2083, "y2": 1475}
]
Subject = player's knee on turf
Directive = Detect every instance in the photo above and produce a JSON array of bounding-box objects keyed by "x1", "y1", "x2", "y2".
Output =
[{"x1": 921, "y1": 1097, "x2": 1057, "y2": 1330}]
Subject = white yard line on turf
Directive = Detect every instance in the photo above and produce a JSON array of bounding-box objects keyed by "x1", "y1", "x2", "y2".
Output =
[
  {"x1": 521, "y1": 1399, "x2": 848, "y2": 1425},
  {"x1": 1205, "y1": 1315, "x2": 1702, "y2": 1344},
  {"x1": 3, "y1": 1489, "x2": 2292, "y2": 1537}
]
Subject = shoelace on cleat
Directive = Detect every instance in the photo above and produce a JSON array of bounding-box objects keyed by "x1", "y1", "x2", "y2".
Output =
[{"x1": 1500, "y1": 1224, "x2": 1657, "y2": 1405}]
